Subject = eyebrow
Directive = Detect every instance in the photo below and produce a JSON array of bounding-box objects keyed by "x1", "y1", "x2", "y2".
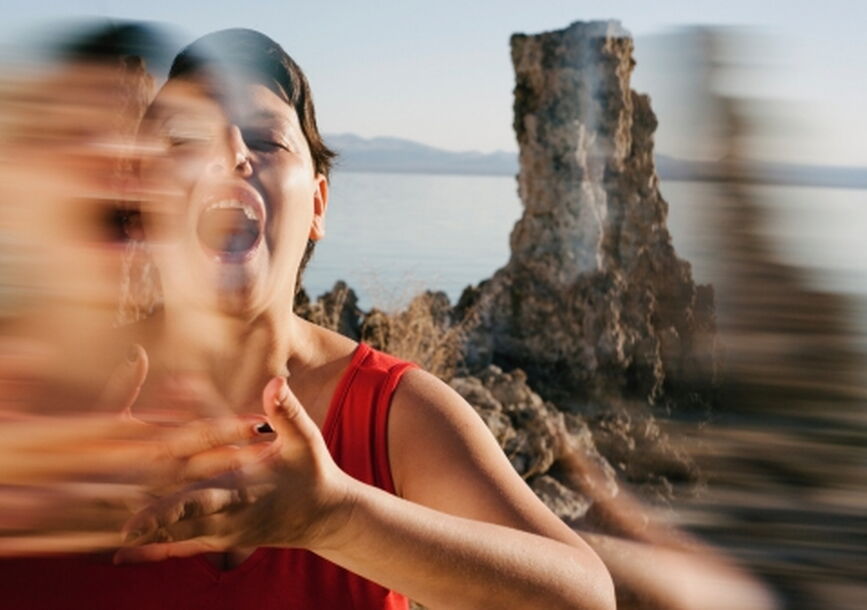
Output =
[
  {"x1": 243, "y1": 109, "x2": 296, "y2": 129},
  {"x1": 144, "y1": 99, "x2": 209, "y2": 132},
  {"x1": 248, "y1": 110, "x2": 282, "y2": 121}
]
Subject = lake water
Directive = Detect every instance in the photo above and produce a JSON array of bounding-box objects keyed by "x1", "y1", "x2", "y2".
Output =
[
  {"x1": 305, "y1": 171, "x2": 867, "y2": 310},
  {"x1": 304, "y1": 171, "x2": 521, "y2": 309}
]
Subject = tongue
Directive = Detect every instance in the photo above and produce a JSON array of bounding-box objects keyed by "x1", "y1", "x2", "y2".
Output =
[{"x1": 197, "y1": 208, "x2": 260, "y2": 254}]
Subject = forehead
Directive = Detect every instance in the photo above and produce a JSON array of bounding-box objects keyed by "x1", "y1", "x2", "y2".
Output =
[{"x1": 145, "y1": 75, "x2": 298, "y2": 128}]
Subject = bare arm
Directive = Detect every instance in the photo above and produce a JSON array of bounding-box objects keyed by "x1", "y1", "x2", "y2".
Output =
[
  {"x1": 315, "y1": 368, "x2": 615, "y2": 610},
  {"x1": 556, "y1": 446, "x2": 780, "y2": 610},
  {"x1": 117, "y1": 373, "x2": 615, "y2": 610},
  {"x1": 316, "y1": 486, "x2": 613, "y2": 610}
]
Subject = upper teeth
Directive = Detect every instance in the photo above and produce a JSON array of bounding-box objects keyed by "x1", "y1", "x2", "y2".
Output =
[{"x1": 207, "y1": 200, "x2": 259, "y2": 222}]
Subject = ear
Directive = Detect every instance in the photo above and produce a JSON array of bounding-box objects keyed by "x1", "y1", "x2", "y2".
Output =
[{"x1": 308, "y1": 173, "x2": 329, "y2": 241}]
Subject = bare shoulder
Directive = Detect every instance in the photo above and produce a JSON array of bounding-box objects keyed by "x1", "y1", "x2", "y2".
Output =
[
  {"x1": 389, "y1": 368, "x2": 484, "y2": 451},
  {"x1": 301, "y1": 320, "x2": 359, "y2": 363},
  {"x1": 388, "y1": 367, "x2": 583, "y2": 545}
]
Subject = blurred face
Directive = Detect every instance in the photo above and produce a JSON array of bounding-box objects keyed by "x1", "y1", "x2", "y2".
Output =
[
  {"x1": 137, "y1": 74, "x2": 327, "y2": 319},
  {"x1": 0, "y1": 62, "x2": 143, "y2": 317}
]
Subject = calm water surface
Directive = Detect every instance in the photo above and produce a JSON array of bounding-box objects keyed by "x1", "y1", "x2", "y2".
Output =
[{"x1": 306, "y1": 171, "x2": 867, "y2": 309}]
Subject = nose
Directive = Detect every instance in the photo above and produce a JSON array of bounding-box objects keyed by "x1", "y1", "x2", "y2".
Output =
[{"x1": 207, "y1": 124, "x2": 252, "y2": 177}]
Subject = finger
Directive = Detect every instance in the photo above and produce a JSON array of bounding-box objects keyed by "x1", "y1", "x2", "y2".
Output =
[
  {"x1": 3, "y1": 417, "x2": 270, "y2": 488},
  {"x1": 0, "y1": 532, "x2": 123, "y2": 557},
  {"x1": 129, "y1": 512, "x2": 230, "y2": 546},
  {"x1": 122, "y1": 484, "x2": 250, "y2": 541},
  {"x1": 158, "y1": 414, "x2": 269, "y2": 459},
  {"x1": 0, "y1": 413, "x2": 148, "y2": 455},
  {"x1": 98, "y1": 344, "x2": 149, "y2": 414},
  {"x1": 113, "y1": 536, "x2": 224, "y2": 564},
  {"x1": 178, "y1": 442, "x2": 271, "y2": 483},
  {"x1": 122, "y1": 476, "x2": 275, "y2": 541},
  {"x1": 0, "y1": 482, "x2": 139, "y2": 530},
  {"x1": 262, "y1": 377, "x2": 320, "y2": 448}
]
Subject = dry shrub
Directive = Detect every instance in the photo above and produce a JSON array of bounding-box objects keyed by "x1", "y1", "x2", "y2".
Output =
[
  {"x1": 362, "y1": 290, "x2": 468, "y2": 381},
  {"x1": 296, "y1": 282, "x2": 473, "y2": 381}
]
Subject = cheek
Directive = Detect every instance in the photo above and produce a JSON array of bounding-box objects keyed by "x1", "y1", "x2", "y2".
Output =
[{"x1": 260, "y1": 162, "x2": 317, "y2": 242}]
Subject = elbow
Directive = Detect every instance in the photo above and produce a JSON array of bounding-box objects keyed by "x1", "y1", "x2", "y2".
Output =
[
  {"x1": 589, "y1": 554, "x2": 617, "y2": 610},
  {"x1": 564, "y1": 548, "x2": 616, "y2": 610},
  {"x1": 514, "y1": 546, "x2": 615, "y2": 610}
]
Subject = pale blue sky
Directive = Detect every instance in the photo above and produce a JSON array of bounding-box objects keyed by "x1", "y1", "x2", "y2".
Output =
[{"x1": 1, "y1": 0, "x2": 865, "y2": 164}]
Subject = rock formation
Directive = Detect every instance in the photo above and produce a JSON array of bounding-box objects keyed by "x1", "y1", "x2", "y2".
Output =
[
  {"x1": 298, "y1": 21, "x2": 710, "y2": 512},
  {"x1": 457, "y1": 21, "x2": 716, "y2": 407}
]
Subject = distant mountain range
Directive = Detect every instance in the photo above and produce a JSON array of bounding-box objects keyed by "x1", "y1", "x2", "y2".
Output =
[
  {"x1": 325, "y1": 133, "x2": 867, "y2": 189},
  {"x1": 325, "y1": 133, "x2": 519, "y2": 177}
]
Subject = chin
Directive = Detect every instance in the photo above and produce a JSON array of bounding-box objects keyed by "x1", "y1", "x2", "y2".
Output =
[{"x1": 212, "y1": 272, "x2": 267, "y2": 319}]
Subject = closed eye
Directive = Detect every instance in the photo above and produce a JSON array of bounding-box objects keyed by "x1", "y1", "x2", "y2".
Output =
[
  {"x1": 247, "y1": 138, "x2": 289, "y2": 152},
  {"x1": 242, "y1": 126, "x2": 295, "y2": 153}
]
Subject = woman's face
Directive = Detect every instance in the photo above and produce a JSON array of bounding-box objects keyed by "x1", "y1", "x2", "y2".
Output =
[
  {"x1": 138, "y1": 74, "x2": 327, "y2": 318},
  {"x1": 0, "y1": 62, "x2": 145, "y2": 317}
]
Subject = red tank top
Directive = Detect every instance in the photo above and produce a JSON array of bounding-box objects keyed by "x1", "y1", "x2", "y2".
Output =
[{"x1": 0, "y1": 343, "x2": 415, "y2": 610}]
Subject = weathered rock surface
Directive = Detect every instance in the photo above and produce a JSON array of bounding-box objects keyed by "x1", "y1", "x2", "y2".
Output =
[
  {"x1": 295, "y1": 281, "x2": 363, "y2": 340},
  {"x1": 450, "y1": 364, "x2": 617, "y2": 522},
  {"x1": 458, "y1": 21, "x2": 716, "y2": 407}
]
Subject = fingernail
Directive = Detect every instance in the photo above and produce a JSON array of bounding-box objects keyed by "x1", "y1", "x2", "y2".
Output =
[
  {"x1": 122, "y1": 529, "x2": 142, "y2": 544},
  {"x1": 126, "y1": 346, "x2": 139, "y2": 364},
  {"x1": 255, "y1": 422, "x2": 274, "y2": 434}
]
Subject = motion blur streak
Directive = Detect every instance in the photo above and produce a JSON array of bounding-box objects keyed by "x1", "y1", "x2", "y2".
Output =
[{"x1": 652, "y1": 29, "x2": 867, "y2": 610}]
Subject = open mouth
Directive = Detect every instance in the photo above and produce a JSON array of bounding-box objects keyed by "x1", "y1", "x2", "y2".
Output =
[{"x1": 196, "y1": 199, "x2": 263, "y2": 261}]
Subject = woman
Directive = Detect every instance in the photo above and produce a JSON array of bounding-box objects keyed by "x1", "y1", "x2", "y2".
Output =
[
  {"x1": 0, "y1": 28, "x2": 614, "y2": 610},
  {"x1": 126, "y1": 27, "x2": 615, "y2": 609}
]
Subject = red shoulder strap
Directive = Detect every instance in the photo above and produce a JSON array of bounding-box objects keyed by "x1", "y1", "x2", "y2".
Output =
[{"x1": 322, "y1": 343, "x2": 417, "y2": 494}]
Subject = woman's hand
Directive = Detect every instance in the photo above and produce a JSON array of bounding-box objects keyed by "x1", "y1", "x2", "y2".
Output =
[
  {"x1": 0, "y1": 343, "x2": 275, "y2": 555},
  {"x1": 0, "y1": 412, "x2": 273, "y2": 556},
  {"x1": 114, "y1": 376, "x2": 354, "y2": 562},
  {"x1": 0, "y1": 344, "x2": 268, "y2": 487}
]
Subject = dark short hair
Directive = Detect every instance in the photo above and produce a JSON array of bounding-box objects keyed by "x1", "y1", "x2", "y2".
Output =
[
  {"x1": 167, "y1": 28, "x2": 335, "y2": 179},
  {"x1": 166, "y1": 28, "x2": 335, "y2": 288}
]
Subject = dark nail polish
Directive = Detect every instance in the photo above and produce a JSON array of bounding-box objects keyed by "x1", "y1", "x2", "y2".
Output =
[{"x1": 255, "y1": 422, "x2": 274, "y2": 434}]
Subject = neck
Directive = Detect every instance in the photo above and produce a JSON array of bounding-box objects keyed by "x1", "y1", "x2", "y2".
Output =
[{"x1": 154, "y1": 300, "x2": 306, "y2": 413}]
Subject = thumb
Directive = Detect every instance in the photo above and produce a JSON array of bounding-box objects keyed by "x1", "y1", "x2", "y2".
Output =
[
  {"x1": 262, "y1": 376, "x2": 319, "y2": 444},
  {"x1": 99, "y1": 344, "x2": 149, "y2": 415}
]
